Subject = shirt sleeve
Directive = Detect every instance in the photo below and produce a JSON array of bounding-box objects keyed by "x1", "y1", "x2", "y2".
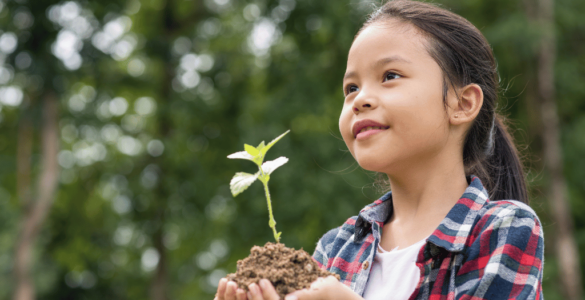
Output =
[
  {"x1": 311, "y1": 226, "x2": 341, "y2": 270},
  {"x1": 456, "y1": 204, "x2": 544, "y2": 300}
]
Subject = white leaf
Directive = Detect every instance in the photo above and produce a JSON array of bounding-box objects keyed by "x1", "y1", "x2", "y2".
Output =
[
  {"x1": 230, "y1": 172, "x2": 259, "y2": 196},
  {"x1": 261, "y1": 157, "x2": 288, "y2": 175},
  {"x1": 227, "y1": 151, "x2": 255, "y2": 161}
]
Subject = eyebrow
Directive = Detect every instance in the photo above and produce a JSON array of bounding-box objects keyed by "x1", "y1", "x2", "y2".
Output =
[{"x1": 343, "y1": 55, "x2": 412, "y2": 80}]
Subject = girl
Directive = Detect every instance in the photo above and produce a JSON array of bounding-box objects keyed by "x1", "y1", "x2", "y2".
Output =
[{"x1": 216, "y1": 0, "x2": 544, "y2": 299}]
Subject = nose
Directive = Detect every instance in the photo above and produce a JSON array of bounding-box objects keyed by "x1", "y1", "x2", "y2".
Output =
[{"x1": 352, "y1": 90, "x2": 377, "y2": 114}]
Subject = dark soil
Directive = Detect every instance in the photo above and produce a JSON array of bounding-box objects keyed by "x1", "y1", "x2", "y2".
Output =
[{"x1": 225, "y1": 242, "x2": 340, "y2": 299}]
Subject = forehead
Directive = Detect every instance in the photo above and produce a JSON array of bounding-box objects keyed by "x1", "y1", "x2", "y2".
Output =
[{"x1": 347, "y1": 20, "x2": 430, "y2": 65}]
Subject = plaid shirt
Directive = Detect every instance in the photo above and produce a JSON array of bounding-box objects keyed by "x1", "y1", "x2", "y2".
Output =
[{"x1": 312, "y1": 176, "x2": 544, "y2": 299}]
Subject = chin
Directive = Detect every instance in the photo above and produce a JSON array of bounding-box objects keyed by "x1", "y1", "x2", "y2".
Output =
[{"x1": 355, "y1": 156, "x2": 393, "y2": 174}]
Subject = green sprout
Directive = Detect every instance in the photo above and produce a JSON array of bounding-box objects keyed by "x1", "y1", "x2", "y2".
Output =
[{"x1": 227, "y1": 130, "x2": 290, "y2": 243}]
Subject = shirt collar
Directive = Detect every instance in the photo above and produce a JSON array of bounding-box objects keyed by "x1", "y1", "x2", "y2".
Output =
[{"x1": 355, "y1": 175, "x2": 489, "y2": 252}]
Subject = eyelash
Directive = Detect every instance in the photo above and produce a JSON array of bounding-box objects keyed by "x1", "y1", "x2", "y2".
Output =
[{"x1": 344, "y1": 71, "x2": 402, "y2": 96}]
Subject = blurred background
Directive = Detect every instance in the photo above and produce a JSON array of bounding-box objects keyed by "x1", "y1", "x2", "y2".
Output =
[{"x1": 0, "y1": 0, "x2": 583, "y2": 299}]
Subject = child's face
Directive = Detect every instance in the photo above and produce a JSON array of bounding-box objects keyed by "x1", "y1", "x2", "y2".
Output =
[{"x1": 339, "y1": 20, "x2": 455, "y2": 175}]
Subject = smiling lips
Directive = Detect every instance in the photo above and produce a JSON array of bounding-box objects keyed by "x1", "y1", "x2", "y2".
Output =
[{"x1": 352, "y1": 119, "x2": 390, "y2": 140}]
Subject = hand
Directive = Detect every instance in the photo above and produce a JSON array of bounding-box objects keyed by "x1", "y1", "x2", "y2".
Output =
[
  {"x1": 214, "y1": 278, "x2": 249, "y2": 300},
  {"x1": 284, "y1": 276, "x2": 361, "y2": 300},
  {"x1": 215, "y1": 278, "x2": 281, "y2": 300},
  {"x1": 246, "y1": 279, "x2": 281, "y2": 300}
]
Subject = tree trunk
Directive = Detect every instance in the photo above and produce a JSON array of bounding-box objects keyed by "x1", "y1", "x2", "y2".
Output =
[
  {"x1": 536, "y1": 0, "x2": 583, "y2": 298},
  {"x1": 16, "y1": 114, "x2": 33, "y2": 209},
  {"x1": 14, "y1": 108, "x2": 34, "y2": 300},
  {"x1": 151, "y1": 226, "x2": 168, "y2": 300},
  {"x1": 13, "y1": 93, "x2": 60, "y2": 300}
]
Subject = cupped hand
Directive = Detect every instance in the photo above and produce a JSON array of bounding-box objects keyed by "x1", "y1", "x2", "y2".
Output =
[
  {"x1": 215, "y1": 276, "x2": 357, "y2": 300},
  {"x1": 214, "y1": 278, "x2": 249, "y2": 300},
  {"x1": 215, "y1": 278, "x2": 281, "y2": 300}
]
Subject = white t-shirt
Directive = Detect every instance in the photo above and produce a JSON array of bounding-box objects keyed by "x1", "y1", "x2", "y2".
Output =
[{"x1": 362, "y1": 237, "x2": 428, "y2": 300}]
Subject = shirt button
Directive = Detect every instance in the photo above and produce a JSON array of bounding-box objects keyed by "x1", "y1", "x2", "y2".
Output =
[{"x1": 362, "y1": 261, "x2": 369, "y2": 270}]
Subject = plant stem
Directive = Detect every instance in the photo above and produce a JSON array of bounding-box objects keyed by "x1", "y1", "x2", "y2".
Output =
[
  {"x1": 262, "y1": 180, "x2": 280, "y2": 243},
  {"x1": 260, "y1": 174, "x2": 279, "y2": 243}
]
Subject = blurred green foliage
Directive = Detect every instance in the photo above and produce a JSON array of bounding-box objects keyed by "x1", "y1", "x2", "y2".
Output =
[{"x1": 0, "y1": 0, "x2": 583, "y2": 299}]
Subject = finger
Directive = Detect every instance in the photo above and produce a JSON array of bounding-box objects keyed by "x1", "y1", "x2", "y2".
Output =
[
  {"x1": 236, "y1": 288, "x2": 247, "y2": 300},
  {"x1": 248, "y1": 283, "x2": 263, "y2": 300},
  {"x1": 226, "y1": 281, "x2": 238, "y2": 300},
  {"x1": 259, "y1": 279, "x2": 280, "y2": 300},
  {"x1": 217, "y1": 278, "x2": 228, "y2": 300}
]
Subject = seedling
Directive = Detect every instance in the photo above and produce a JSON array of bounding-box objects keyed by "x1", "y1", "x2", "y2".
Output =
[{"x1": 227, "y1": 130, "x2": 290, "y2": 243}]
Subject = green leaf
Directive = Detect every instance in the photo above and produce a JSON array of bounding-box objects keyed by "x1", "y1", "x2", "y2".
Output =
[
  {"x1": 261, "y1": 157, "x2": 288, "y2": 175},
  {"x1": 244, "y1": 144, "x2": 259, "y2": 156},
  {"x1": 257, "y1": 141, "x2": 266, "y2": 151},
  {"x1": 227, "y1": 151, "x2": 255, "y2": 161},
  {"x1": 229, "y1": 172, "x2": 260, "y2": 197},
  {"x1": 260, "y1": 130, "x2": 290, "y2": 156}
]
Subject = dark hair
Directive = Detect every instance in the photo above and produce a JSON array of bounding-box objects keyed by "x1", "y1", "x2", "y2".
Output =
[{"x1": 363, "y1": 0, "x2": 528, "y2": 203}]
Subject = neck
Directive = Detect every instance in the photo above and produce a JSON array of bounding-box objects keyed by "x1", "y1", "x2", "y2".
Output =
[{"x1": 385, "y1": 149, "x2": 469, "y2": 226}]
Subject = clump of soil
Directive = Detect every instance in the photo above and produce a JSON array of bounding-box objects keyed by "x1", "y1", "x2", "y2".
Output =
[{"x1": 226, "y1": 242, "x2": 340, "y2": 299}]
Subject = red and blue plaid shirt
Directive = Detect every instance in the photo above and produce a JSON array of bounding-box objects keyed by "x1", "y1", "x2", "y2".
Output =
[{"x1": 312, "y1": 176, "x2": 544, "y2": 299}]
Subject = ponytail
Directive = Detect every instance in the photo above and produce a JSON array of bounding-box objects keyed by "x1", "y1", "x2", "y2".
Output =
[
  {"x1": 364, "y1": 0, "x2": 529, "y2": 204},
  {"x1": 466, "y1": 115, "x2": 528, "y2": 203}
]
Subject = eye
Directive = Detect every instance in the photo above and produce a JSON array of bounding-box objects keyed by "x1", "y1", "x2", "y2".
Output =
[
  {"x1": 383, "y1": 71, "x2": 401, "y2": 82},
  {"x1": 345, "y1": 84, "x2": 359, "y2": 96}
]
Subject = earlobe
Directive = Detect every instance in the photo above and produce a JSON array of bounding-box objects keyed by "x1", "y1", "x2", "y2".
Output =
[{"x1": 451, "y1": 83, "x2": 483, "y2": 124}]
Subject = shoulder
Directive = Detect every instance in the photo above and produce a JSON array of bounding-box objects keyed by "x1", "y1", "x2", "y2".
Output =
[
  {"x1": 469, "y1": 199, "x2": 544, "y2": 256},
  {"x1": 476, "y1": 199, "x2": 543, "y2": 232},
  {"x1": 456, "y1": 200, "x2": 545, "y2": 298}
]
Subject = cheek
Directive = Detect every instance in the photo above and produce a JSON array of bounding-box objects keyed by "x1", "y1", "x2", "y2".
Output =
[
  {"x1": 393, "y1": 83, "x2": 445, "y2": 128},
  {"x1": 388, "y1": 84, "x2": 449, "y2": 150},
  {"x1": 339, "y1": 107, "x2": 355, "y2": 149}
]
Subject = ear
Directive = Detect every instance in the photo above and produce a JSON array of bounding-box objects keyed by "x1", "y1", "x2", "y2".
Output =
[{"x1": 449, "y1": 83, "x2": 483, "y2": 125}]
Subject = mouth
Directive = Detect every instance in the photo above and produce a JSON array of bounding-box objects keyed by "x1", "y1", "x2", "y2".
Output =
[{"x1": 352, "y1": 119, "x2": 390, "y2": 139}]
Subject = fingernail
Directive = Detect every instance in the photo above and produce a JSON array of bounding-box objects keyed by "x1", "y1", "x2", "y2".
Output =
[
  {"x1": 249, "y1": 283, "x2": 258, "y2": 295},
  {"x1": 259, "y1": 279, "x2": 269, "y2": 289},
  {"x1": 285, "y1": 295, "x2": 298, "y2": 300},
  {"x1": 228, "y1": 281, "x2": 236, "y2": 291}
]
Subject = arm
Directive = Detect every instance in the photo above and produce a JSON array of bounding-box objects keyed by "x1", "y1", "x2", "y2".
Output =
[
  {"x1": 311, "y1": 226, "x2": 343, "y2": 271},
  {"x1": 456, "y1": 205, "x2": 544, "y2": 300}
]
